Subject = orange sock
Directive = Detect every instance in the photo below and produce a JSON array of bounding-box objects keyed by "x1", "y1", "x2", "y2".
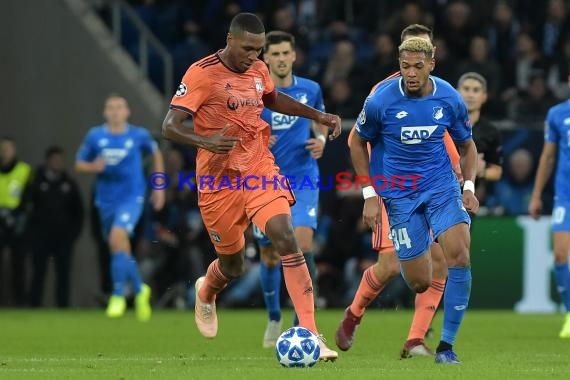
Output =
[
  {"x1": 407, "y1": 278, "x2": 446, "y2": 340},
  {"x1": 349, "y1": 265, "x2": 385, "y2": 317},
  {"x1": 281, "y1": 252, "x2": 317, "y2": 334},
  {"x1": 198, "y1": 259, "x2": 230, "y2": 303}
]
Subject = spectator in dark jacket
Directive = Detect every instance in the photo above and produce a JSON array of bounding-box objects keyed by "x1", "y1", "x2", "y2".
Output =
[{"x1": 29, "y1": 146, "x2": 84, "y2": 308}]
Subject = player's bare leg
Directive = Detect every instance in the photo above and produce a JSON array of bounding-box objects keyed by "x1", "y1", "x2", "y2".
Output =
[
  {"x1": 401, "y1": 242, "x2": 447, "y2": 358},
  {"x1": 265, "y1": 213, "x2": 338, "y2": 361},
  {"x1": 195, "y1": 250, "x2": 245, "y2": 338},
  {"x1": 335, "y1": 251, "x2": 399, "y2": 351},
  {"x1": 553, "y1": 232, "x2": 570, "y2": 338}
]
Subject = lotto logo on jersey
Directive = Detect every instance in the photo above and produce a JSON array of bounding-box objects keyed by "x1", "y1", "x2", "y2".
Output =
[
  {"x1": 271, "y1": 112, "x2": 299, "y2": 130},
  {"x1": 400, "y1": 126, "x2": 438, "y2": 144}
]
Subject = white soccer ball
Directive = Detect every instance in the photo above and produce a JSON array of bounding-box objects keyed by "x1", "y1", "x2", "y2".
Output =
[{"x1": 275, "y1": 326, "x2": 320, "y2": 368}]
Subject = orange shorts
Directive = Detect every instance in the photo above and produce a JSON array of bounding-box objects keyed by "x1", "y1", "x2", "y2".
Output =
[
  {"x1": 372, "y1": 196, "x2": 394, "y2": 254},
  {"x1": 198, "y1": 167, "x2": 295, "y2": 254}
]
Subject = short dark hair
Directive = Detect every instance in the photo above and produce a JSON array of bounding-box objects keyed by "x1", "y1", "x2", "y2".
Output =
[
  {"x1": 457, "y1": 72, "x2": 488, "y2": 91},
  {"x1": 45, "y1": 145, "x2": 64, "y2": 158},
  {"x1": 401, "y1": 24, "x2": 433, "y2": 43},
  {"x1": 264, "y1": 31, "x2": 295, "y2": 52},
  {"x1": 0, "y1": 136, "x2": 15, "y2": 144},
  {"x1": 229, "y1": 13, "x2": 265, "y2": 35}
]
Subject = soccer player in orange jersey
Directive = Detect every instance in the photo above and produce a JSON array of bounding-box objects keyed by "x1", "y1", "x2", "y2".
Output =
[
  {"x1": 162, "y1": 13, "x2": 341, "y2": 361},
  {"x1": 336, "y1": 24, "x2": 461, "y2": 358}
]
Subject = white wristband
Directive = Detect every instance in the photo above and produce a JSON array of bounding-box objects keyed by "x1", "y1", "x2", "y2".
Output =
[
  {"x1": 463, "y1": 180, "x2": 475, "y2": 193},
  {"x1": 316, "y1": 135, "x2": 326, "y2": 145},
  {"x1": 362, "y1": 186, "x2": 376, "y2": 199}
]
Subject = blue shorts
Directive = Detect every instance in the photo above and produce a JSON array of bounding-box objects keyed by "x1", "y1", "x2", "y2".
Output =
[
  {"x1": 97, "y1": 196, "x2": 145, "y2": 238},
  {"x1": 383, "y1": 186, "x2": 470, "y2": 261},
  {"x1": 552, "y1": 199, "x2": 570, "y2": 232},
  {"x1": 253, "y1": 181, "x2": 318, "y2": 247}
]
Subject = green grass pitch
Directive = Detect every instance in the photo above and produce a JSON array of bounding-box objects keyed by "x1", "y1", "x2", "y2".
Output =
[{"x1": 1, "y1": 309, "x2": 569, "y2": 379}]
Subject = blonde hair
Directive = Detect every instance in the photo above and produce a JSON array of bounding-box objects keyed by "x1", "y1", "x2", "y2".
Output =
[{"x1": 398, "y1": 37, "x2": 433, "y2": 58}]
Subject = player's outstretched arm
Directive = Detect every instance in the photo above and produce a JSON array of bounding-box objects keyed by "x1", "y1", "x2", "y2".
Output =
[
  {"x1": 350, "y1": 132, "x2": 380, "y2": 229},
  {"x1": 162, "y1": 109, "x2": 240, "y2": 154},
  {"x1": 264, "y1": 91, "x2": 342, "y2": 140},
  {"x1": 75, "y1": 158, "x2": 105, "y2": 174},
  {"x1": 529, "y1": 142, "x2": 557, "y2": 219},
  {"x1": 457, "y1": 139, "x2": 479, "y2": 214}
]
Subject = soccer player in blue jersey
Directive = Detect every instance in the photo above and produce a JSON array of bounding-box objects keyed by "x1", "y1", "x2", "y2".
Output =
[
  {"x1": 351, "y1": 37, "x2": 479, "y2": 364},
  {"x1": 76, "y1": 94, "x2": 165, "y2": 321},
  {"x1": 253, "y1": 31, "x2": 330, "y2": 348},
  {"x1": 529, "y1": 76, "x2": 570, "y2": 338}
]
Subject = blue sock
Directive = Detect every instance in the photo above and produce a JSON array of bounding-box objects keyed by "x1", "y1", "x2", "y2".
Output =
[
  {"x1": 554, "y1": 262, "x2": 570, "y2": 311},
  {"x1": 441, "y1": 266, "x2": 472, "y2": 346},
  {"x1": 110, "y1": 252, "x2": 130, "y2": 296},
  {"x1": 128, "y1": 255, "x2": 143, "y2": 294},
  {"x1": 260, "y1": 261, "x2": 281, "y2": 322}
]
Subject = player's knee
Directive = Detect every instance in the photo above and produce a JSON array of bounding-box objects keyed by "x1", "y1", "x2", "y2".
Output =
[
  {"x1": 219, "y1": 258, "x2": 246, "y2": 279},
  {"x1": 448, "y1": 252, "x2": 470, "y2": 267},
  {"x1": 267, "y1": 226, "x2": 298, "y2": 254},
  {"x1": 410, "y1": 279, "x2": 430, "y2": 293},
  {"x1": 261, "y1": 251, "x2": 281, "y2": 268},
  {"x1": 553, "y1": 247, "x2": 570, "y2": 264},
  {"x1": 298, "y1": 241, "x2": 312, "y2": 254}
]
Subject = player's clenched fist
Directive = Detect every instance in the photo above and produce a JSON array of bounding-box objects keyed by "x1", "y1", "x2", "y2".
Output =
[
  {"x1": 462, "y1": 191, "x2": 479, "y2": 215},
  {"x1": 201, "y1": 125, "x2": 241, "y2": 154},
  {"x1": 318, "y1": 113, "x2": 342, "y2": 140}
]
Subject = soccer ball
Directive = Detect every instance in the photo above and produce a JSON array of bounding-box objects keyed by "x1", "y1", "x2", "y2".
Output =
[{"x1": 275, "y1": 326, "x2": 320, "y2": 368}]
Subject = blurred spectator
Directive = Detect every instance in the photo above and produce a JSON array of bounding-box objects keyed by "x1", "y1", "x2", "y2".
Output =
[
  {"x1": 535, "y1": 0, "x2": 570, "y2": 60},
  {"x1": 325, "y1": 79, "x2": 363, "y2": 119},
  {"x1": 386, "y1": 1, "x2": 431, "y2": 45},
  {"x1": 509, "y1": 71, "x2": 558, "y2": 127},
  {"x1": 362, "y1": 33, "x2": 399, "y2": 89},
  {"x1": 432, "y1": 37, "x2": 460, "y2": 84},
  {"x1": 514, "y1": 32, "x2": 550, "y2": 91},
  {"x1": 321, "y1": 39, "x2": 358, "y2": 90},
  {"x1": 488, "y1": 148, "x2": 535, "y2": 215},
  {"x1": 0, "y1": 137, "x2": 31, "y2": 307},
  {"x1": 438, "y1": 0, "x2": 479, "y2": 60},
  {"x1": 487, "y1": 1, "x2": 520, "y2": 91},
  {"x1": 458, "y1": 36, "x2": 502, "y2": 117},
  {"x1": 547, "y1": 36, "x2": 570, "y2": 100},
  {"x1": 29, "y1": 146, "x2": 84, "y2": 308}
]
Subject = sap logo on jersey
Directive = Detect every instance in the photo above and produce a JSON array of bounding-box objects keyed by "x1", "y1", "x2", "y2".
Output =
[
  {"x1": 272, "y1": 112, "x2": 299, "y2": 130},
  {"x1": 101, "y1": 148, "x2": 128, "y2": 165},
  {"x1": 400, "y1": 126, "x2": 438, "y2": 144}
]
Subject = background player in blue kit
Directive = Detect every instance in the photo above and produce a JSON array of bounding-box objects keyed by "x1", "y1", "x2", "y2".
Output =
[
  {"x1": 76, "y1": 94, "x2": 165, "y2": 321},
  {"x1": 529, "y1": 76, "x2": 570, "y2": 338},
  {"x1": 351, "y1": 37, "x2": 479, "y2": 364},
  {"x1": 253, "y1": 31, "x2": 330, "y2": 348}
]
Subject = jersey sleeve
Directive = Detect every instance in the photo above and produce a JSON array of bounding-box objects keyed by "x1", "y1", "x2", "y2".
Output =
[
  {"x1": 170, "y1": 65, "x2": 211, "y2": 115},
  {"x1": 76, "y1": 129, "x2": 97, "y2": 162},
  {"x1": 448, "y1": 96, "x2": 472, "y2": 143},
  {"x1": 443, "y1": 130, "x2": 460, "y2": 168},
  {"x1": 545, "y1": 108, "x2": 559, "y2": 143},
  {"x1": 355, "y1": 96, "x2": 381, "y2": 141},
  {"x1": 261, "y1": 63, "x2": 276, "y2": 95},
  {"x1": 139, "y1": 128, "x2": 158, "y2": 154}
]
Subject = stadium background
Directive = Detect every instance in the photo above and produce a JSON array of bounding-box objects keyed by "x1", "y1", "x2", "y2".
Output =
[{"x1": 1, "y1": 0, "x2": 568, "y2": 312}]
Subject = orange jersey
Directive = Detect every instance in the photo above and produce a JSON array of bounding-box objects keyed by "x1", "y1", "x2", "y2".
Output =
[
  {"x1": 348, "y1": 72, "x2": 460, "y2": 168},
  {"x1": 170, "y1": 53, "x2": 276, "y2": 190}
]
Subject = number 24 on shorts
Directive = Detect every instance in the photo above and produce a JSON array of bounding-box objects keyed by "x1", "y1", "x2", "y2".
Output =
[{"x1": 389, "y1": 227, "x2": 412, "y2": 250}]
